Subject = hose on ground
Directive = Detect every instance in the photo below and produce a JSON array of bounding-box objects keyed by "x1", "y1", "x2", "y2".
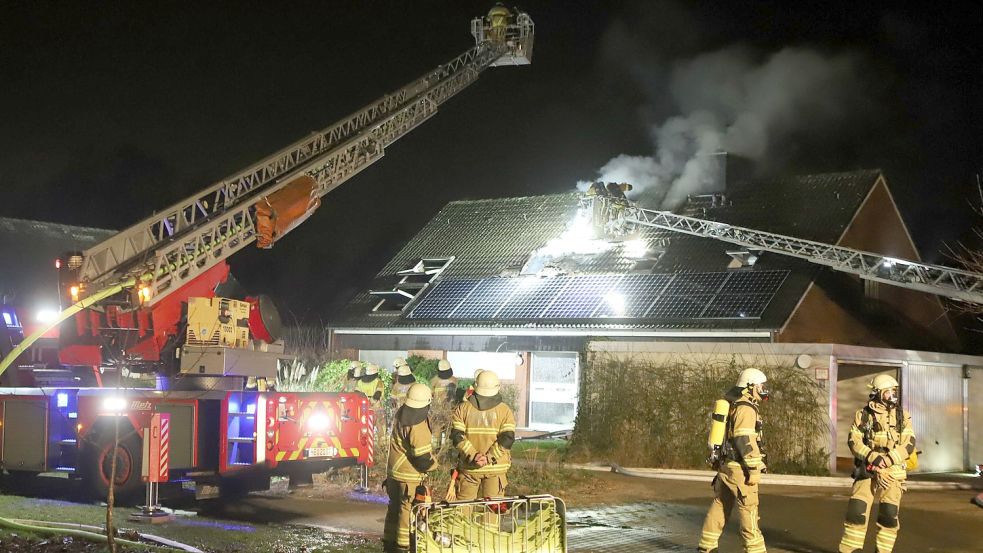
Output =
[
  {"x1": 0, "y1": 515, "x2": 182, "y2": 551},
  {"x1": 8, "y1": 518, "x2": 204, "y2": 553}
]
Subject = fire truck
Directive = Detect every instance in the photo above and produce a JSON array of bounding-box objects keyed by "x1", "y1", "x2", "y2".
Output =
[{"x1": 0, "y1": 7, "x2": 534, "y2": 500}]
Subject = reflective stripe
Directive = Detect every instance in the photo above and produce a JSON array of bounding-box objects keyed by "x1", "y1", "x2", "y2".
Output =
[
  {"x1": 732, "y1": 428, "x2": 757, "y2": 437},
  {"x1": 410, "y1": 444, "x2": 432, "y2": 456}
]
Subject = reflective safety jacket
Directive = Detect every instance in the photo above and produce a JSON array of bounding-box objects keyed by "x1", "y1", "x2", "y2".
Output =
[
  {"x1": 390, "y1": 378, "x2": 413, "y2": 409},
  {"x1": 387, "y1": 406, "x2": 438, "y2": 483},
  {"x1": 451, "y1": 394, "x2": 516, "y2": 476},
  {"x1": 356, "y1": 375, "x2": 385, "y2": 406},
  {"x1": 430, "y1": 375, "x2": 459, "y2": 403},
  {"x1": 722, "y1": 390, "x2": 765, "y2": 474},
  {"x1": 848, "y1": 400, "x2": 915, "y2": 480}
]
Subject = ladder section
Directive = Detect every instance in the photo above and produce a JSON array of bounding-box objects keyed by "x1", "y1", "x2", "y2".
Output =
[
  {"x1": 587, "y1": 195, "x2": 983, "y2": 304},
  {"x1": 77, "y1": 17, "x2": 527, "y2": 303}
]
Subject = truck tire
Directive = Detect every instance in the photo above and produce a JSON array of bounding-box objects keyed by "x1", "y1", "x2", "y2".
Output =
[{"x1": 80, "y1": 429, "x2": 143, "y2": 502}]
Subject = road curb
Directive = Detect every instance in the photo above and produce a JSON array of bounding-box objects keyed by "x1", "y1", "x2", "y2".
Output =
[{"x1": 565, "y1": 463, "x2": 981, "y2": 491}]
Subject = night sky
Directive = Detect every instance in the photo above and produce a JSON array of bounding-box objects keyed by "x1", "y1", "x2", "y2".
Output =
[{"x1": 2, "y1": 1, "x2": 981, "y2": 323}]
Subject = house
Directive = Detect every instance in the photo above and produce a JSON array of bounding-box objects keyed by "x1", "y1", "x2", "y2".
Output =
[{"x1": 329, "y1": 168, "x2": 983, "y2": 472}]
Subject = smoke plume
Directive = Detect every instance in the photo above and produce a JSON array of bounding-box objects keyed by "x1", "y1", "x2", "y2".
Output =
[{"x1": 581, "y1": 45, "x2": 872, "y2": 208}]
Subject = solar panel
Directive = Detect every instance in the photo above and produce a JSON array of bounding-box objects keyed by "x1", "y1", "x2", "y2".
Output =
[
  {"x1": 663, "y1": 272, "x2": 728, "y2": 295},
  {"x1": 594, "y1": 274, "x2": 672, "y2": 318},
  {"x1": 647, "y1": 294, "x2": 714, "y2": 319},
  {"x1": 407, "y1": 278, "x2": 479, "y2": 319},
  {"x1": 541, "y1": 275, "x2": 620, "y2": 319},
  {"x1": 497, "y1": 277, "x2": 569, "y2": 319},
  {"x1": 702, "y1": 293, "x2": 775, "y2": 319},
  {"x1": 450, "y1": 278, "x2": 518, "y2": 319},
  {"x1": 406, "y1": 270, "x2": 789, "y2": 322}
]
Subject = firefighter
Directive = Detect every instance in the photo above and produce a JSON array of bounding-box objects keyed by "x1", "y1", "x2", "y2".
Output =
[
  {"x1": 838, "y1": 374, "x2": 915, "y2": 553},
  {"x1": 356, "y1": 363, "x2": 385, "y2": 407},
  {"x1": 430, "y1": 360, "x2": 459, "y2": 403},
  {"x1": 698, "y1": 368, "x2": 769, "y2": 553},
  {"x1": 384, "y1": 383, "x2": 438, "y2": 553},
  {"x1": 451, "y1": 370, "x2": 515, "y2": 500},
  {"x1": 391, "y1": 361, "x2": 415, "y2": 410},
  {"x1": 487, "y1": 2, "x2": 510, "y2": 42},
  {"x1": 343, "y1": 361, "x2": 361, "y2": 392}
]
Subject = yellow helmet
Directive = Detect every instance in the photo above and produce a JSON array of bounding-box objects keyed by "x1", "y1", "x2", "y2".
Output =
[
  {"x1": 397, "y1": 364, "x2": 412, "y2": 377},
  {"x1": 473, "y1": 368, "x2": 485, "y2": 379},
  {"x1": 393, "y1": 357, "x2": 407, "y2": 369},
  {"x1": 438, "y1": 360, "x2": 452, "y2": 372},
  {"x1": 475, "y1": 370, "x2": 501, "y2": 397},
  {"x1": 870, "y1": 374, "x2": 899, "y2": 391},
  {"x1": 364, "y1": 364, "x2": 380, "y2": 376},
  {"x1": 404, "y1": 383, "x2": 433, "y2": 409}
]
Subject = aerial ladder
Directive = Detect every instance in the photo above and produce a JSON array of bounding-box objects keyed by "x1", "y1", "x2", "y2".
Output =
[
  {"x1": 0, "y1": 7, "x2": 533, "y2": 501},
  {"x1": 585, "y1": 191, "x2": 983, "y2": 305},
  {"x1": 0, "y1": 6, "x2": 534, "y2": 380}
]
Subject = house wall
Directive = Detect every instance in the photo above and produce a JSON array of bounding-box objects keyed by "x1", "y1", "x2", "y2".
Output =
[
  {"x1": 780, "y1": 180, "x2": 960, "y2": 350},
  {"x1": 970, "y1": 367, "x2": 983, "y2": 467}
]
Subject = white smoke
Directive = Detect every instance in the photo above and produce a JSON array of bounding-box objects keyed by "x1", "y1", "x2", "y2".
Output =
[{"x1": 581, "y1": 45, "x2": 868, "y2": 208}]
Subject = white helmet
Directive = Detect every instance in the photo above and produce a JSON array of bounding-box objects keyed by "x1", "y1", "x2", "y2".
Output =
[
  {"x1": 737, "y1": 368, "x2": 767, "y2": 388},
  {"x1": 396, "y1": 364, "x2": 412, "y2": 377},
  {"x1": 404, "y1": 383, "x2": 433, "y2": 409},
  {"x1": 474, "y1": 370, "x2": 501, "y2": 397},
  {"x1": 364, "y1": 364, "x2": 380, "y2": 376},
  {"x1": 393, "y1": 357, "x2": 407, "y2": 369},
  {"x1": 438, "y1": 360, "x2": 452, "y2": 372},
  {"x1": 349, "y1": 361, "x2": 360, "y2": 370},
  {"x1": 870, "y1": 374, "x2": 900, "y2": 406}
]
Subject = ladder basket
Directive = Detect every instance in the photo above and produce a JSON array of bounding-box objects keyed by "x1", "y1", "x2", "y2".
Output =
[{"x1": 411, "y1": 494, "x2": 566, "y2": 553}]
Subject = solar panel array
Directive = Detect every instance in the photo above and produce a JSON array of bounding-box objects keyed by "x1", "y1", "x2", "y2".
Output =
[{"x1": 407, "y1": 270, "x2": 788, "y2": 321}]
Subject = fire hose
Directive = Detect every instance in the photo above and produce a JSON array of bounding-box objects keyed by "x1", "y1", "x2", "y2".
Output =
[
  {"x1": 0, "y1": 277, "x2": 134, "y2": 378},
  {"x1": 0, "y1": 515, "x2": 201, "y2": 551}
]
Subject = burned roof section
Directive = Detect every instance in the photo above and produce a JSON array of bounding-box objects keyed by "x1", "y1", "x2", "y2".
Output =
[{"x1": 338, "y1": 170, "x2": 882, "y2": 330}]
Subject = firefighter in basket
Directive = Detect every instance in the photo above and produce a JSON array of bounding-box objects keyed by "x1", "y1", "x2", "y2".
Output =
[
  {"x1": 451, "y1": 370, "x2": 516, "y2": 500},
  {"x1": 698, "y1": 368, "x2": 770, "y2": 553},
  {"x1": 384, "y1": 383, "x2": 439, "y2": 553},
  {"x1": 838, "y1": 374, "x2": 916, "y2": 553}
]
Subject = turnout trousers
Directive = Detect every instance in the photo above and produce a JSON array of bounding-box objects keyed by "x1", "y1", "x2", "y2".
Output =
[
  {"x1": 384, "y1": 479, "x2": 415, "y2": 552},
  {"x1": 698, "y1": 465, "x2": 766, "y2": 553},
  {"x1": 838, "y1": 477, "x2": 904, "y2": 553},
  {"x1": 455, "y1": 471, "x2": 507, "y2": 500}
]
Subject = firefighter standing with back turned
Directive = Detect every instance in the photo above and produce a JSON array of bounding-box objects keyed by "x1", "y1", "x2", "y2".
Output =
[
  {"x1": 384, "y1": 383, "x2": 438, "y2": 553},
  {"x1": 451, "y1": 370, "x2": 516, "y2": 499},
  {"x1": 698, "y1": 368, "x2": 769, "y2": 553},
  {"x1": 356, "y1": 363, "x2": 385, "y2": 407},
  {"x1": 838, "y1": 374, "x2": 915, "y2": 553}
]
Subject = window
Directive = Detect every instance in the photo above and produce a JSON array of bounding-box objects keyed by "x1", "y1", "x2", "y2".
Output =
[{"x1": 371, "y1": 257, "x2": 454, "y2": 312}]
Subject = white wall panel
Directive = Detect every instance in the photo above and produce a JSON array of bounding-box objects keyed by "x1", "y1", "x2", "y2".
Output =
[{"x1": 904, "y1": 363, "x2": 964, "y2": 472}]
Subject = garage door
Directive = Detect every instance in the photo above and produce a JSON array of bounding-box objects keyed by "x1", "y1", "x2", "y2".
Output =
[
  {"x1": 904, "y1": 363, "x2": 964, "y2": 472},
  {"x1": 528, "y1": 353, "x2": 578, "y2": 431}
]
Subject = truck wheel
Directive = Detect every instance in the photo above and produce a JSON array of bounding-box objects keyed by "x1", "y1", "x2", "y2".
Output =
[{"x1": 80, "y1": 431, "x2": 143, "y2": 502}]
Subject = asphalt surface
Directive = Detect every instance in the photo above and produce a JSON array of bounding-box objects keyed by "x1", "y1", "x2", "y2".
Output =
[{"x1": 199, "y1": 474, "x2": 983, "y2": 552}]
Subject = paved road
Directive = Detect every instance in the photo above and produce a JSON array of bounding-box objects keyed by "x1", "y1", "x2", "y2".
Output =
[{"x1": 203, "y1": 474, "x2": 982, "y2": 552}]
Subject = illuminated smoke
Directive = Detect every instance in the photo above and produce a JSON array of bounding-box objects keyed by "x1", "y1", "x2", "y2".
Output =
[{"x1": 581, "y1": 45, "x2": 868, "y2": 208}]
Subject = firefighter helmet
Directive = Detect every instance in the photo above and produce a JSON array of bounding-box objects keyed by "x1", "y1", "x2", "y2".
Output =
[
  {"x1": 404, "y1": 383, "x2": 433, "y2": 409},
  {"x1": 474, "y1": 370, "x2": 500, "y2": 397},
  {"x1": 870, "y1": 374, "x2": 899, "y2": 391},
  {"x1": 364, "y1": 364, "x2": 380, "y2": 376},
  {"x1": 737, "y1": 368, "x2": 767, "y2": 387},
  {"x1": 473, "y1": 368, "x2": 485, "y2": 379},
  {"x1": 438, "y1": 360, "x2": 451, "y2": 371},
  {"x1": 397, "y1": 364, "x2": 412, "y2": 377},
  {"x1": 393, "y1": 357, "x2": 407, "y2": 369}
]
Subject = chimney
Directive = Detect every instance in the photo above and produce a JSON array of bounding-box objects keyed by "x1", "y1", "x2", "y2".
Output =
[{"x1": 697, "y1": 151, "x2": 753, "y2": 194}]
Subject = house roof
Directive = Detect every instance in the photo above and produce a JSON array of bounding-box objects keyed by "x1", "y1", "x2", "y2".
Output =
[
  {"x1": 0, "y1": 217, "x2": 115, "y2": 310},
  {"x1": 336, "y1": 170, "x2": 882, "y2": 332}
]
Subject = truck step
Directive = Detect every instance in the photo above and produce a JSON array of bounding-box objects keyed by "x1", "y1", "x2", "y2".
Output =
[{"x1": 227, "y1": 437, "x2": 256, "y2": 443}]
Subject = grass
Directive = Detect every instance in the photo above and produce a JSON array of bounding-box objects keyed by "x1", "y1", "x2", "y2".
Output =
[
  {"x1": 511, "y1": 439, "x2": 569, "y2": 461},
  {"x1": 0, "y1": 494, "x2": 377, "y2": 553}
]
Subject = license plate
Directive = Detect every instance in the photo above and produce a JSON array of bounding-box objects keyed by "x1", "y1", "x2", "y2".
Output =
[{"x1": 306, "y1": 447, "x2": 337, "y2": 458}]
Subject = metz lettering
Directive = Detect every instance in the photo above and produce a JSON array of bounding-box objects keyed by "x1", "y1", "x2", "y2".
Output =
[{"x1": 129, "y1": 401, "x2": 152, "y2": 411}]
